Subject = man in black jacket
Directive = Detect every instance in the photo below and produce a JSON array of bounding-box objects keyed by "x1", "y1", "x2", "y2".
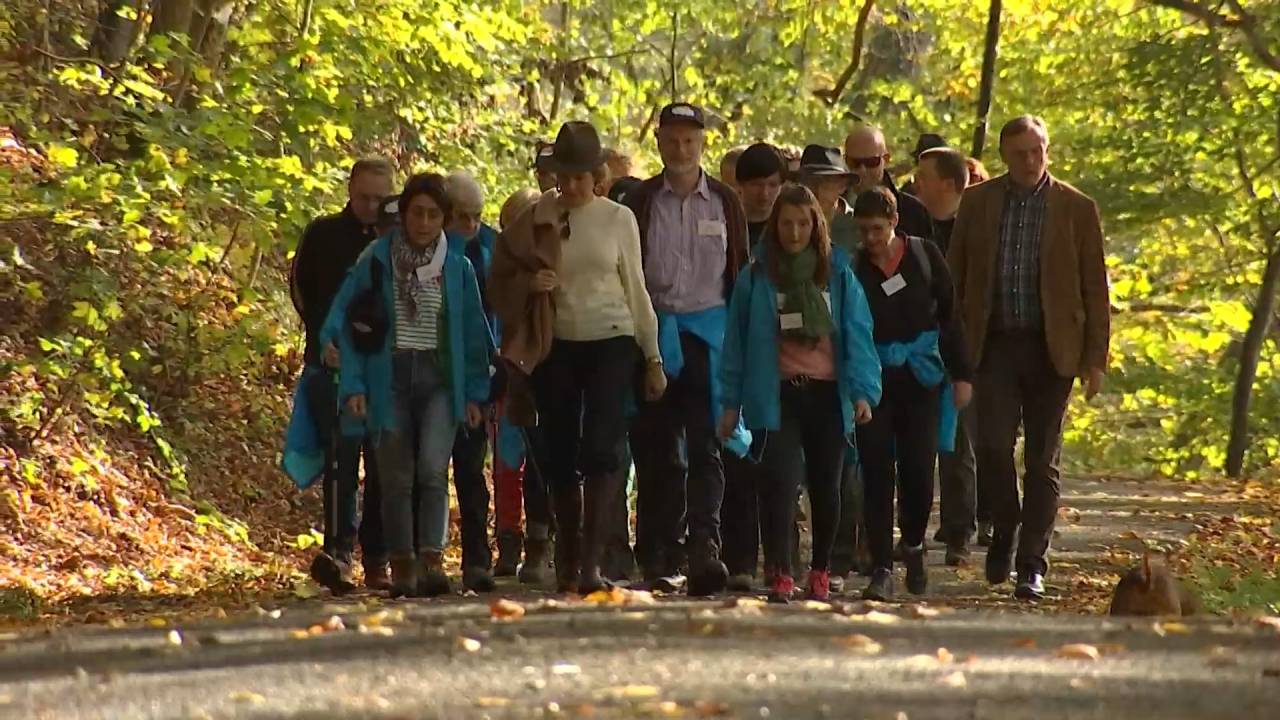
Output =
[
  {"x1": 843, "y1": 124, "x2": 933, "y2": 240},
  {"x1": 291, "y1": 158, "x2": 394, "y2": 593}
]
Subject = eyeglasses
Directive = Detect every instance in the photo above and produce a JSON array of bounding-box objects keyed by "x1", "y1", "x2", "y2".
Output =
[
  {"x1": 559, "y1": 210, "x2": 571, "y2": 240},
  {"x1": 847, "y1": 155, "x2": 886, "y2": 169}
]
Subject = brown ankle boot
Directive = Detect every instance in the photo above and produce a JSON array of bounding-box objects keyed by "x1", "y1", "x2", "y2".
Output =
[
  {"x1": 363, "y1": 558, "x2": 391, "y2": 591},
  {"x1": 388, "y1": 555, "x2": 417, "y2": 598},
  {"x1": 417, "y1": 549, "x2": 452, "y2": 597}
]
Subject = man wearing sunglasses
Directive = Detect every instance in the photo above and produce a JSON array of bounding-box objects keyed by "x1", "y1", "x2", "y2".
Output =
[{"x1": 843, "y1": 124, "x2": 934, "y2": 241}]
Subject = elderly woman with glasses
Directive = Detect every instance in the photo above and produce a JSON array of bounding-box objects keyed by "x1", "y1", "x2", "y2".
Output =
[{"x1": 490, "y1": 120, "x2": 666, "y2": 595}]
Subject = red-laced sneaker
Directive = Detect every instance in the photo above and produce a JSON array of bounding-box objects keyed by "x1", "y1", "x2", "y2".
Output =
[
  {"x1": 768, "y1": 573, "x2": 795, "y2": 604},
  {"x1": 807, "y1": 569, "x2": 831, "y2": 601}
]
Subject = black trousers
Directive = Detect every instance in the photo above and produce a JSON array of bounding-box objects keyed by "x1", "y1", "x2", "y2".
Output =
[
  {"x1": 720, "y1": 452, "x2": 761, "y2": 577},
  {"x1": 856, "y1": 367, "x2": 941, "y2": 572},
  {"x1": 937, "y1": 408, "x2": 977, "y2": 545},
  {"x1": 828, "y1": 459, "x2": 863, "y2": 576},
  {"x1": 533, "y1": 336, "x2": 638, "y2": 534},
  {"x1": 975, "y1": 330, "x2": 1075, "y2": 576},
  {"x1": 632, "y1": 332, "x2": 725, "y2": 575},
  {"x1": 760, "y1": 380, "x2": 847, "y2": 575},
  {"x1": 452, "y1": 423, "x2": 492, "y2": 570}
]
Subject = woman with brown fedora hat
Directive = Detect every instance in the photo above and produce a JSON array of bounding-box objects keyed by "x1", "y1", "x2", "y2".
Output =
[{"x1": 489, "y1": 120, "x2": 667, "y2": 594}]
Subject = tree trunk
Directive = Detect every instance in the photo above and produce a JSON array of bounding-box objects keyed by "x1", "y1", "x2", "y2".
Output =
[
  {"x1": 971, "y1": 0, "x2": 1003, "y2": 159},
  {"x1": 149, "y1": 0, "x2": 196, "y2": 39},
  {"x1": 90, "y1": 0, "x2": 143, "y2": 63},
  {"x1": 1226, "y1": 240, "x2": 1280, "y2": 476}
]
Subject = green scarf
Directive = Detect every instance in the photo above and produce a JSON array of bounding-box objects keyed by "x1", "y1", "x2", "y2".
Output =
[{"x1": 775, "y1": 245, "x2": 834, "y2": 341}]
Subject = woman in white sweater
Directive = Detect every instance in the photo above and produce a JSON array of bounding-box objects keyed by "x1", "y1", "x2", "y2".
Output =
[{"x1": 529, "y1": 121, "x2": 667, "y2": 594}]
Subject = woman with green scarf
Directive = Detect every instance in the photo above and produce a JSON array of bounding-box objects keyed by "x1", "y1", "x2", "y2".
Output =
[{"x1": 718, "y1": 184, "x2": 881, "y2": 603}]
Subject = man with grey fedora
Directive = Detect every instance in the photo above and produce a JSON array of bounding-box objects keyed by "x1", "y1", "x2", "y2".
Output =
[
  {"x1": 491, "y1": 120, "x2": 664, "y2": 595},
  {"x1": 797, "y1": 144, "x2": 860, "y2": 255},
  {"x1": 623, "y1": 102, "x2": 749, "y2": 596}
]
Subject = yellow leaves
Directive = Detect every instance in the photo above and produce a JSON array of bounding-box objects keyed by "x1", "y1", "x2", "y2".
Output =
[
  {"x1": 584, "y1": 587, "x2": 655, "y2": 606},
  {"x1": 456, "y1": 636, "x2": 482, "y2": 653},
  {"x1": 490, "y1": 598, "x2": 526, "y2": 621},
  {"x1": 600, "y1": 685, "x2": 661, "y2": 700},
  {"x1": 1056, "y1": 643, "x2": 1101, "y2": 661},
  {"x1": 229, "y1": 691, "x2": 266, "y2": 704},
  {"x1": 1153, "y1": 621, "x2": 1191, "y2": 636},
  {"x1": 46, "y1": 144, "x2": 79, "y2": 168},
  {"x1": 833, "y1": 634, "x2": 883, "y2": 655}
]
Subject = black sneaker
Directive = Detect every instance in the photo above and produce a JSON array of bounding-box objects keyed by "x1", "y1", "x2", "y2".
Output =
[
  {"x1": 462, "y1": 566, "x2": 496, "y2": 593},
  {"x1": 862, "y1": 568, "x2": 893, "y2": 601},
  {"x1": 985, "y1": 528, "x2": 1017, "y2": 585},
  {"x1": 310, "y1": 552, "x2": 356, "y2": 595},
  {"x1": 904, "y1": 546, "x2": 927, "y2": 595},
  {"x1": 1014, "y1": 572, "x2": 1045, "y2": 601}
]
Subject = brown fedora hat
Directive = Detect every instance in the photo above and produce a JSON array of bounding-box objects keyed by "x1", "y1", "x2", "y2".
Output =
[{"x1": 549, "y1": 121, "x2": 606, "y2": 174}]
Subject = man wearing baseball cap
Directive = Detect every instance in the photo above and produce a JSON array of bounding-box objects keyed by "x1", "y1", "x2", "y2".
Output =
[{"x1": 623, "y1": 102, "x2": 750, "y2": 596}]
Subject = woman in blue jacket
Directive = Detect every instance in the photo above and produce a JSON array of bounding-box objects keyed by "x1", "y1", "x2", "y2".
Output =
[
  {"x1": 323, "y1": 173, "x2": 491, "y2": 598},
  {"x1": 718, "y1": 184, "x2": 881, "y2": 603}
]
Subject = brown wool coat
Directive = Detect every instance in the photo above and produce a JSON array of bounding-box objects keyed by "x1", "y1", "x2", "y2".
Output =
[
  {"x1": 946, "y1": 173, "x2": 1111, "y2": 378},
  {"x1": 487, "y1": 190, "x2": 565, "y2": 426}
]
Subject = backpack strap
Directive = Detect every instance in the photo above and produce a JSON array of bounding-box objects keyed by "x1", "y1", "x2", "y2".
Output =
[{"x1": 907, "y1": 236, "x2": 938, "y2": 318}]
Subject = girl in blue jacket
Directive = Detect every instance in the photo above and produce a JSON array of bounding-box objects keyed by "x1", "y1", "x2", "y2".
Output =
[
  {"x1": 718, "y1": 184, "x2": 882, "y2": 603},
  {"x1": 323, "y1": 173, "x2": 492, "y2": 598}
]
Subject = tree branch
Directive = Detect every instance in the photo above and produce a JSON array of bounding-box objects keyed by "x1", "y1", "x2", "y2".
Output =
[
  {"x1": 813, "y1": 0, "x2": 876, "y2": 106},
  {"x1": 31, "y1": 47, "x2": 122, "y2": 81},
  {"x1": 1148, "y1": 0, "x2": 1280, "y2": 72}
]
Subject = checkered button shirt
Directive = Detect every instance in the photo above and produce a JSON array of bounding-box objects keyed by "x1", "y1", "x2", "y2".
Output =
[{"x1": 993, "y1": 174, "x2": 1049, "y2": 330}]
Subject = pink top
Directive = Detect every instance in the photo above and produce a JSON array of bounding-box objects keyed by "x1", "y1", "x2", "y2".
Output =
[{"x1": 778, "y1": 335, "x2": 836, "y2": 381}]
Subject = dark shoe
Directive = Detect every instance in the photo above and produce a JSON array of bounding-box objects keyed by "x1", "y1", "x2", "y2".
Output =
[
  {"x1": 768, "y1": 573, "x2": 795, "y2": 604},
  {"x1": 519, "y1": 535, "x2": 551, "y2": 585},
  {"x1": 645, "y1": 571, "x2": 685, "y2": 594},
  {"x1": 578, "y1": 567, "x2": 611, "y2": 596},
  {"x1": 310, "y1": 552, "x2": 356, "y2": 595},
  {"x1": 863, "y1": 568, "x2": 893, "y2": 601},
  {"x1": 687, "y1": 538, "x2": 729, "y2": 597},
  {"x1": 892, "y1": 538, "x2": 912, "y2": 563},
  {"x1": 495, "y1": 531, "x2": 522, "y2": 577},
  {"x1": 554, "y1": 535, "x2": 580, "y2": 593},
  {"x1": 602, "y1": 544, "x2": 636, "y2": 582},
  {"x1": 1014, "y1": 572, "x2": 1046, "y2": 601},
  {"x1": 727, "y1": 574, "x2": 754, "y2": 593},
  {"x1": 388, "y1": 555, "x2": 417, "y2": 599},
  {"x1": 417, "y1": 550, "x2": 452, "y2": 597},
  {"x1": 806, "y1": 569, "x2": 831, "y2": 602},
  {"x1": 932, "y1": 527, "x2": 947, "y2": 544},
  {"x1": 944, "y1": 544, "x2": 971, "y2": 568},
  {"x1": 363, "y1": 558, "x2": 391, "y2": 591},
  {"x1": 985, "y1": 528, "x2": 1017, "y2": 585},
  {"x1": 976, "y1": 522, "x2": 994, "y2": 547},
  {"x1": 463, "y1": 566, "x2": 496, "y2": 593},
  {"x1": 829, "y1": 573, "x2": 845, "y2": 595},
  {"x1": 904, "y1": 546, "x2": 927, "y2": 595}
]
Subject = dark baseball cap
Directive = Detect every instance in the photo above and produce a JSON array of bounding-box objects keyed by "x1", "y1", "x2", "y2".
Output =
[
  {"x1": 735, "y1": 143, "x2": 784, "y2": 183},
  {"x1": 659, "y1": 102, "x2": 706, "y2": 128},
  {"x1": 912, "y1": 133, "x2": 948, "y2": 160}
]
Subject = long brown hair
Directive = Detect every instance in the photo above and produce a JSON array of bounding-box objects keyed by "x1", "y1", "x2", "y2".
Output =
[{"x1": 764, "y1": 183, "x2": 832, "y2": 288}]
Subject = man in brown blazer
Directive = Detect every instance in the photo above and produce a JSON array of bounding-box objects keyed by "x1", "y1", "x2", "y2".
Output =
[{"x1": 947, "y1": 115, "x2": 1110, "y2": 601}]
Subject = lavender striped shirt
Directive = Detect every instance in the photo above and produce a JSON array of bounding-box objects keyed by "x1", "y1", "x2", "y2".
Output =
[{"x1": 643, "y1": 172, "x2": 728, "y2": 313}]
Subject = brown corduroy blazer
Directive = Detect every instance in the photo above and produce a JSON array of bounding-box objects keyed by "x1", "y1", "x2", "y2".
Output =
[{"x1": 946, "y1": 173, "x2": 1111, "y2": 378}]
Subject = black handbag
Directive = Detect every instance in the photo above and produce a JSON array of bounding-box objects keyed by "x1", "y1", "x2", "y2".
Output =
[{"x1": 348, "y1": 258, "x2": 389, "y2": 354}]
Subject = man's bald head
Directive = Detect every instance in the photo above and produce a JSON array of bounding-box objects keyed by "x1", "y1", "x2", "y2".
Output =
[{"x1": 843, "y1": 125, "x2": 890, "y2": 194}]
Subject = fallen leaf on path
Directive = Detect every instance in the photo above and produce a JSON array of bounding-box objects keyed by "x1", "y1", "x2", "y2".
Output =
[
  {"x1": 1097, "y1": 643, "x2": 1128, "y2": 656},
  {"x1": 1012, "y1": 637, "x2": 1038, "y2": 649},
  {"x1": 800, "y1": 600, "x2": 832, "y2": 612},
  {"x1": 847, "y1": 610, "x2": 901, "y2": 625},
  {"x1": 229, "y1": 691, "x2": 266, "y2": 704},
  {"x1": 166, "y1": 630, "x2": 183, "y2": 646},
  {"x1": 1058, "y1": 506, "x2": 1083, "y2": 523},
  {"x1": 1205, "y1": 646, "x2": 1238, "y2": 667},
  {"x1": 938, "y1": 671, "x2": 967, "y2": 688},
  {"x1": 936, "y1": 648, "x2": 955, "y2": 664},
  {"x1": 904, "y1": 654, "x2": 942, "y2": 669},
  {"x1": 293, "y1": 582, "x2": 319, "y2": 600},
  {"x1": 1255, "y1": 616, "x2": 1280, "y2": 633},
  {"x1": 357, "y1": 625, "x2": 395, "y2": 636},
  {"x1": 289, "y1": 629, "x2": 311, "y2": 640},
  {"x1": 600, "y1": 685, "x2": 661, "y2": 699},
  {"x1": 1183, "y1": 491, "x2": 1206, "y2": 498},
  {"x1": 693, "y1": 700, "x2": 732, "y2": 716},
  {"x1": 360, "y1": 609, "x2": 403, "y2": 627},
  {"x1": 552, "y1": 662, "x2": 582, "y2": 675},
  {"x1": 833, "y1": 634, "x2": 883, "y2": 655},
  {"x1": 724, "y1": 597, "x2": 767, "y2": 610},
  {"x1": 457, "y1": 637, "x2": 482, "y2": 653},
  {"x1": 638, "y1": 700, "x2": 682, "y2": 716},
  {"x1": 1156, "y1": 621, "x2": 1191, "y2": 635},
  {"x1": 146, "y1": 617, "x2": 168, "y2": 628},
  {"x1": 1056, "y1": 643, "x2": 1101, "y2": 661},
  {"x1": 476, "y1": 697, "x2": 511, "y2": 708},
  {"x1": 584, "y1": 587, "x2": 655, "y2": 606},
  {"x1": 1069, "y1": 677, "x2": 1093, "y2": 689},
  {"x1": 1120, "y1": 531, "x2": 1141, "y2": 540},
  {"x1": 322, "y1": 615, "x2": 345, "y2": 632},
  {"x1": 907, "y1": 605, "x2": 941, "y2": 618},
  {"x1": 490, "y1": 598, "x2": 526, "y2": 621}
]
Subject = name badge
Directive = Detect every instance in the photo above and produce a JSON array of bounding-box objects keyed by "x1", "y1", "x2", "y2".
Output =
[
  {"x1": 416, "y1": 265, "x2": 437, "y2": 285},
  {"x1": 698, "y1": 219, "x2": 726, "y2": 238},
  {"x1": 780, "y1": 313, "x2": 804, "y2": 330},
  {"x1": 881, "y1": 274, "x2": 906, "y2": 296}
]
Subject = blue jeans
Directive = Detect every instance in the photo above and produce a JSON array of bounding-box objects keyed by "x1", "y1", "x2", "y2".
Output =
[{"x1": 377, "y1": 350, "x2": 457, "y2": 556}]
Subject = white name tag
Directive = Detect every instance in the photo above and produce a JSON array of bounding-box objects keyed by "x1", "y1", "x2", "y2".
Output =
[
  {"x1": 698, "y1": 219, "x2": 726, "y2": 238},
  {"x1": 881, "y1": 274, "x2": 906, "y2": 296},
  {"x1": 780, "y1": 313, "x2": 804, "y2": 330},
  {"x1": 822, "y1": 291, "x2": 831, "y2": 310}
]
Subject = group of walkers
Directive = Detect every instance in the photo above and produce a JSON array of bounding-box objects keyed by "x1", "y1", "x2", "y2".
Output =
[{"x1": 284, "y1": 104, "x2": 1110, "y2": 605}]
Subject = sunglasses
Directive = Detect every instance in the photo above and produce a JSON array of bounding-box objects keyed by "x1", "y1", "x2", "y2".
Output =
[{"x1": 847, "y1": 155, "x2": 886, "y2": 169}]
